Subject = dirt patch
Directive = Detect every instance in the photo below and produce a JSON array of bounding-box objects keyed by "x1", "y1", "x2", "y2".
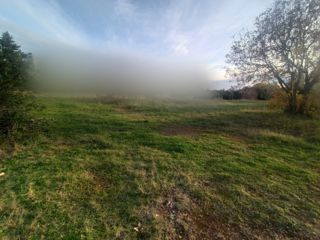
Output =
[
  {"x1": 84, "y1": 171, "x2": 109, "y2": 192},
  {"x1": 161, "y1": 126, "x2": 203, "y2": 137},
  {"x1": 152, "y1": 189, "x2": 238, "y2": 240}
]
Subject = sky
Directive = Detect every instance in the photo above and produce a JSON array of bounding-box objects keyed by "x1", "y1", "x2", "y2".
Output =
[{"x1": 0, "y1": 0, "x2": 274, "y2": 87}]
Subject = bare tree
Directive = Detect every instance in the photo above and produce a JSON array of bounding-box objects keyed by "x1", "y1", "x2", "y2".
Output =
[{"x1": 226, "y1": 0, "x2": 320, "y2": 113}]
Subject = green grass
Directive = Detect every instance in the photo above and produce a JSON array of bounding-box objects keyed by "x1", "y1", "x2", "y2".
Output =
[{"x1": 0, "y1": 98, "x2": 320, "y2": 239}]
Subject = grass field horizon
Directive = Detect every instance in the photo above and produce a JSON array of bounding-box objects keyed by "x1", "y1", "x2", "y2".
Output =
[{"x1": 1, "y1": 97, "x2": 319, "y2": 239}]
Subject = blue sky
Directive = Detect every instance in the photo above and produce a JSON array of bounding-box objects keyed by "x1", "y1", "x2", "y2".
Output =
[{"x1": 0, "y1": 0, "x2": 274, "y2": 82}]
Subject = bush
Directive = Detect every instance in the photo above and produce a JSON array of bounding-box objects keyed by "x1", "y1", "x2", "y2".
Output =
[
  {"x1": 0, "y1": 91, "x2": 36, "y2": 136},
  {"x1": 268, "y1": 91, "x2": 290, "y2": 110},
  {"x1": 302, "y1": 91, "x2": 320, "y2": 117},
  {"x1": 268, "y1": 90, "x2": 320, "y2": 117}
]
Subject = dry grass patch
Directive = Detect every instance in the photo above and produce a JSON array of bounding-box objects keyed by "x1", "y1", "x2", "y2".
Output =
[{"x1": 161, "y1": 125, "x2": 203, "y2": 137}]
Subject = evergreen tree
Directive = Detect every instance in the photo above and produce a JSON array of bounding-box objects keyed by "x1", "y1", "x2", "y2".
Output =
[{"x1": 0, "y1": 31, "x2": 34, "y2": 136}]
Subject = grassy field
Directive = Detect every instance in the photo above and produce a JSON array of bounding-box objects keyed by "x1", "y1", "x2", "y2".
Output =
[{"x1": 0, "y1": 98, "x2": 320, "y2": 239}]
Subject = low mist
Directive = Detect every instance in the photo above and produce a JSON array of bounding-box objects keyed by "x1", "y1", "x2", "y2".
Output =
[{"x1": 33, "y1": 47, "x2": 210, "y2": 98}]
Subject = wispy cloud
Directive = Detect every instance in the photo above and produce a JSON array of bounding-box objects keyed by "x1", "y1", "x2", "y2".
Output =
[
  {"x1": 0, "y1": 0, "x2": 275, "y2": 79},
  {"x1": 0, "y1": 0, "x2": 90, "y2": 50},
  {"x1": 167, "y1": 31, "x2": 190, "y2": 55},
  {"x1": 114, "y1": 0, "x2": 136, "y2": 20}
]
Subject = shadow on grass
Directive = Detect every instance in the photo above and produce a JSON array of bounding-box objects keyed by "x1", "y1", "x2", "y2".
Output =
[{"x1": 161, "y1": 110, "x2": 320, "y2": 143}]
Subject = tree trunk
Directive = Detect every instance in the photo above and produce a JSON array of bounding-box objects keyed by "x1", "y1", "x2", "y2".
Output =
[
  {"x1": 299, "y1": 94, "x2": 309, "y2": 115},
  {"x1": 287, "y1": 91, "x2": 298, "y2": 114}
]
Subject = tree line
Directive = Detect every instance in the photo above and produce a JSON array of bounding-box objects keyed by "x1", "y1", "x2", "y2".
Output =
[{"x1": 210, "y1": 84, "x2": 277, "y2": 100}]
